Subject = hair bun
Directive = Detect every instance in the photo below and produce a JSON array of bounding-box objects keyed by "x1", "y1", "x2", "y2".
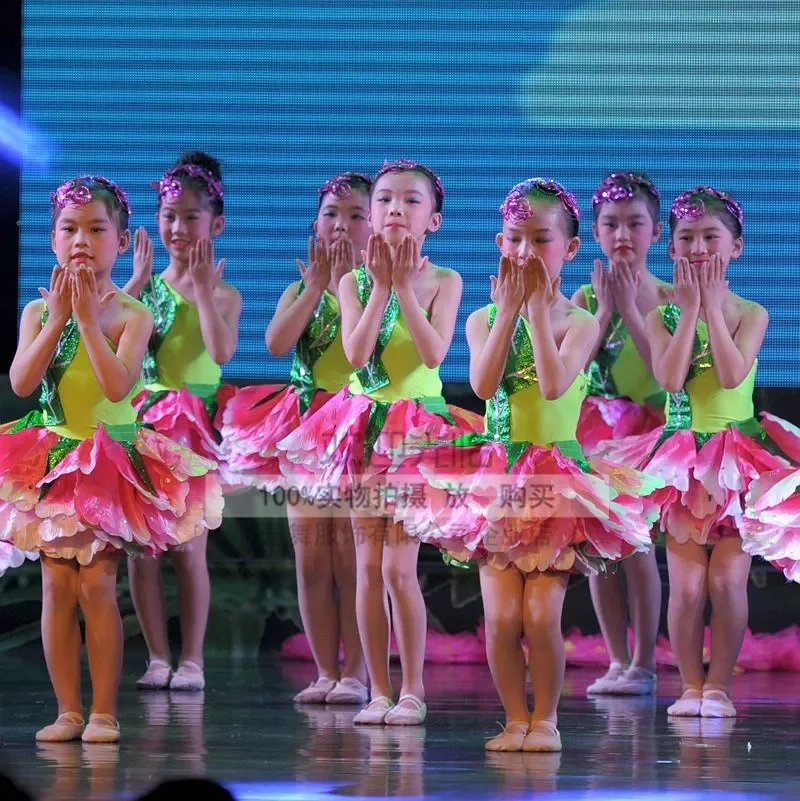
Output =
[{"x1": 177, "y1": 150, "x2": 223, "y2": 180}]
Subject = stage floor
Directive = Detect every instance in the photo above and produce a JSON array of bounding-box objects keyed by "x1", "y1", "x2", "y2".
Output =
[{"x1": 1, "y1": 643, "x2": 799, "y2": 800}]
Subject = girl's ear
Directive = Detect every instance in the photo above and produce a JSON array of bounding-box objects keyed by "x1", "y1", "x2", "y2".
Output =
[
  {"x1": 211, "y1": 215, "x2": 226, "y2": 237},
  {"x1": 668, "y1": 239, "x2": 676, "y2": 260},
  {"x1": 730, "y1": 236, "x2": 743, "y2": 260},
  {"x1": 118, "y1": 229, "x2": 131, "y2": 254},
  {"x1": 495, "y1": 232, "x2": 504, "y2": 252},
  {"x1": 563, "y1": 236, "x2": 581, "y2": 262},
  {"x1": 652, "y1": 221, "x2": 663, "y2": 243},
  {"x1": 427, "y1": 212, "x2": 443, "y2": 233}
]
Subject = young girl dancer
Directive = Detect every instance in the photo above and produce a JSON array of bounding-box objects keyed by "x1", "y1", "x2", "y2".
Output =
[
  {"x1": 279, "y1": 160, "x2": 480, "y2": 725},
  {"x1": 392, "y1": 179, "x2": 656, "y2": 751},
  {"x1": 601, "y1": 186, "x2": 787, "y2": 717},
  {"x1": 573, "y1": 172, "x2": 667, "y2": 696},
  {"x1": 0, "y1": 176, "x2": 220, "y2": 742},
  {"x1": 124, "y1": 152, "x2": 242, "y2": 692},
  {"x1": 220, "y1": 172, "x2": 372, "y2": 704}
]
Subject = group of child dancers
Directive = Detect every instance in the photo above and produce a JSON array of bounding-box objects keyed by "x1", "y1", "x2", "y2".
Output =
[{"x1": 0, "y1": 155, "x2": 798, "y2": 753}]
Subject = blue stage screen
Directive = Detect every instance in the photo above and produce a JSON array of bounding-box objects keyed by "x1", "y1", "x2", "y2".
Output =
[{"x1": 19, "y1": 1, "x2": 800, "y2": 384}]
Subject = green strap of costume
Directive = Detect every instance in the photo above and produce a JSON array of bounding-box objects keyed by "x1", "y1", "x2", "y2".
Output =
[
  {"x1": 139, "y1": 275, "x2": 178, "y2": 386},
  {"x1": 583, "y1": 285, "x2": 627, "y2": 398},
  {"x1": 485, "y1": 304, "x2": 537, "y2": 444},
  {"x1": 38, "y1": 308, "x2": 80, "y2": 427},
  {"x1": 353, "y1": 266, "x2": 400, "y2": 393},
  {"x1": 290, "y1": 280, "x2": 342, "y2": 414}
]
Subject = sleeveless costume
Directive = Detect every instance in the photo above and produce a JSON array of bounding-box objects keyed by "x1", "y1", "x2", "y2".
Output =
[
  {"x1": 0, "y1": 306, "x2": 221, "y2": 569},
  {"x1": 219, "y1": 281, "x2": 353, "y2": 492},
  {"x1": 135, "y1": 275, "x2": 237, "y2": 488},
  {"x1": 576, "y1": 284, "x2": 665, "y2": 454},
  {"x1": 599, "y1": 305, "x2": 794, "y2": 567},
  {"x1": 389, "y1": 304, "x2": 658, "y2": 574},
  {"x1": 277, "y1": 266, "x2": 481, "y2": 505}
]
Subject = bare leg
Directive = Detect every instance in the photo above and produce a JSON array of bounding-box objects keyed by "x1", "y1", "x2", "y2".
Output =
[
  {"x1": 382, "y1": 521, "x2": 425, "y2": 702},
  {"x1": 523, "y1": 571, "x2": 569, "y2": 725},
  {"x1": 352, "y1": 514, "x2": 392, "y2": 700},
  {"x1": 479, "y1": 564, "x2": 528, "y2": 724},
  {"x1": 706, "y1": 536, "x2": 751, "y2": 693},
  {"x1": 40, "y1": 556, "x2": 82, "y2": 715},
  {"x1": 171, "y1": 530, "x2": 210, "y2": 667},
  {"x1": 588, "y1": 570, "x2": 631, "y2": 667},
  {"x1": 287, "y1": 502, "x2": 340, "y2": 682},
  {"x1": 78, "y1": 551, "x2": 123, "y2": 717},
  {"x1": 623, "y1": 548, "x2": 662, "y2": 672},
  {"x1": 127, "y1": 553, "x2": 170, "y2": 664},
  {"x1": 330, "y1": 513, "x2": 366, "y2": 683}
]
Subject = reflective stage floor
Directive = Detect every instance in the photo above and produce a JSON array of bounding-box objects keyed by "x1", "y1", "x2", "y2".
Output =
[{"x1": 2, "y1": 643, "x2": 799, "y2": 800}]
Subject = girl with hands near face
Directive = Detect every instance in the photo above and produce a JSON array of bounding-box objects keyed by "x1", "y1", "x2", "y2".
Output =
[
  {"x1": 393, "y1": 179, "x2": 656, "y2": 753},
  {"x1": 279, "y1": 160, "x2": 480, "y2": 727},
  {"x1": 1, "y1": 176, "x2": 219, "y2": 744},
  {"x1": 572, "y1": 173, "x2": 667, "y2": 699},
  {"x1": 601, "y1": 187, "x2": 797, "y2": 720},
  {"x1": 223, "y1": 172, "x2": 374, "y2": 706}
]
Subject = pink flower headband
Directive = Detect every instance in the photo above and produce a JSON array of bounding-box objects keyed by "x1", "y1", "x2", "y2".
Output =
[
  {"x1": 671, "y1": 186, "x2": 743, "y2": 227},
  {"x1": 375, "y1": 159, "x2": 445, "y2": 208},
  {"x1": 318, "y1": 172, "x2": 372, "y2": 199},
  {"x1": 500, "y1": 178, "x2": 580, "y2": 226},
  {"x1": 50, "y1": 175, "x2": 131, "y2": 215},
  {"x1": 152, "y1": 164, "x2": 224, "y2": 203},
  {"x1": 592, "y1": 172, "x2": 659, "y2": 207}
]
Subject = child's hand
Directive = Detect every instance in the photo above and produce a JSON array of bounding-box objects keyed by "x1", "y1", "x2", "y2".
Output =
[
  {"x1": 490, "y1": 255, "x2": 525, "y2": 316},
  {"x1": 71, "y1": 265, "x2": 115, "y2": 327},
  {"x1": 330, "y1": 237, "x2": 356, "y2": 291},
  {"x1": 392, "y1": 234, "x2": 428, "y2": 291},
  {"x1": 296, "y1": 236, "x2": 331, "y2": 295},
  {"x1": 362, "y1": 233, "x2": 393, "y2": 291},
  {"x1": 591, "y1": 259, "x2": 614, "y2": 311},
  {"x1": 609, "y1": 259, "x2": 640, "y2": 312},
  {"x1": 132, "y1": 227, "x2": 153, "y2": 285},
  {"x1": 699, "y1": 253, "x2": 729, "y2": 312},
  {"x1": 670, "y1": 257, "x2": 701, "y2": 315},
  {"x1": 189, "y1": 238, "x2": 225, "y2": 295},
  {"x1": 525, "y1": 254, "x2": 560, "y2": 312},
  {"x1": 38, "y1": 265, "x2": 73, "y2": 325}
]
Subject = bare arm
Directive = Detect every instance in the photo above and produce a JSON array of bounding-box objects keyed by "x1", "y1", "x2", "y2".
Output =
[
  {"x1": 8, "y1": 300, "x2": 66, "y2": 397},
  {"x1": 339, "y1": 271, "x2": 390, "y2": 369},
  {"x1": 195, "y1": 283, "x2": 241, "y2": 365},
  {"x1": 705, "y1": 303, "x2": 767, "y2": 389},
  {"x1": 122, "y1": 227, "x2": 154, "y2": 298},
  {"x1": 646, "y1": 308, "x2": 697, "y2": 392},
  {"x1": 265, "y1": 281, "x2": 323, "y2": 356},
  {"x1": 467, "y1": 306, "x2": 517, "y2": 400}
]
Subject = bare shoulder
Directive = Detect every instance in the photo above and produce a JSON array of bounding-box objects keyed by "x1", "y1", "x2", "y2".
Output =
[
  {"x1": 214, "y1": 279, "x2": 242, "y2": 307},
  {"x1": 562, "y1": 297, "x2": 596, "y2": 325},
  {"x1": 736, "y1": 293, "x2": 768, "y2": 323},
  {"x1": 466, "y1": 304, "x2": 490, "y2": 328},
  {"x1": 116, "y1": 292, "x2": 154, "y2": 327},
  {"x1": 22, "y1": 297, "x2": 46, "y2": 319},
  {"x1": 431, "y1": 264, "x2": 463, "y2": 289}
]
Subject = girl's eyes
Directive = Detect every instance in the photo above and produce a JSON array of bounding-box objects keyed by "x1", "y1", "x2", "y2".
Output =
[{"x1": 352, "y1": 214, "x2": 365, "y2": 220}]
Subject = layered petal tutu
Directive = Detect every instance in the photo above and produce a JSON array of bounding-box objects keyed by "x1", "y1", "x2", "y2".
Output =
[
  {"x1": 276, "y1": 388, "x2": 482, "y2": 509},
  {"x1": 219, "y1": 383, "x2": 335, "y2": 492},
  {"x1": 389, "y1": 425, "x2": 657, "y2": 575},
  {"x1": 600, "y1": 421, "x2": 789, "y2": 545},
  {"x1": 0, "y1": 541, "x2": 31, "y2": 576},
  {"x1": 0, "y1": 421, "x2": 222, "y2": 565},
  {"x1": 740, "y1": 412, "x2": 800, "y2": 582},
  {"x1": 577, "y1": 396, "x2": 664, "y2": 456}
]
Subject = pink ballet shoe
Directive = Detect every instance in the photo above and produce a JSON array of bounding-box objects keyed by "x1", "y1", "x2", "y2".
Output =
[
  {"x1": 522, "y1": 720, "x2": 562, "y2": 752},
  {"x1": 325, "y1": 677, "x2": 369, "y2": 705},
  {"x1": 667, "y1": 688, "x2": 703, "y2": 717},
  {"x1": 81, "y1": 713, "x2": 120, "y2": 744},
  {"x1": 169, "y1": 661, "x2": 205, "y2": 692},
  {"x1": 700, "y1": 687, "x2": 736, "y2": 718},
  {"x1": 35, "y1": 712, "x2": 85, "y2": 742},
  {"x1": 293, "y1": 677, "x2": 337, "y2": 704},
  {"x1": 353, "y1": 696, "x2": 395, "y2": 725},
  {"x1": 485, "y1": 721, "x2": 528, "y2": 752},
  {"x1": 384, "y1": 694, "x2": 427, "y2": 726},
  {"x1": 613, "y1": 666, "x2": 657, "y2": 696},
  {"x1": 136, "y1": 659, "x2": 172, "y2": 690},
  {"x1": 586, "y1": 662, "x2": 627, "y2": 696}
]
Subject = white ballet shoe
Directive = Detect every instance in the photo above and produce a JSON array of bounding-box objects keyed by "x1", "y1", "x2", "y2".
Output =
[
  {"x1": 35, "y1": 712, "x2": 85, "y2": 742},
  {"x1": 325, "y1": 677, "x2": 369, "y2": 705},
  {"x1": 383, "y1": 694, "x2": 427, "y2": 726},
  {"x1": 293, "y1": 677, "x2": 337, "y2": 704},
  {"x1": 485, "y1": 721, "x2": 528, "y2": 752},
  {"x1": 613, "y1": 666, "x2": 657, "y2": 696},
  {"x1": 667, "y1": 688, "x2": 703, "y2": 717},
  {"x1": 169, "y1": 661, "x2": 205, "y2": 692},
  {"x1": 522, "y1": 720, "x2": 562, "y2": 752},
  {"x1": 586, "y1": 662, "x2": 627, "y2": 695},
  {"x1": 136, "y1": 659, "x2": 172, "y2": 690},
  {"x1": 353, "y1": 696, "x2": 395, "y2": 725},
  {"x1": 81, "y1": 713, "x2": 120, "y2": 744},
  {"x1": 700, "y1": 687, "x2": 736, "y2": 718}
]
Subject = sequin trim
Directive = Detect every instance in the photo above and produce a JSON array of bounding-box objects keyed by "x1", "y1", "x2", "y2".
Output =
[
  {"x1": 38, "y1": 308, "x2": 80, "y2": 427},
  {"x1": 583, "y1": 285, "x2": 626, "y2": 398},
  {"x1": 353, "y1": 267, "x2": 399, "y2": 393},
  {"x1": 140, "y1": 275, "x2": 178, "y2": 386}
]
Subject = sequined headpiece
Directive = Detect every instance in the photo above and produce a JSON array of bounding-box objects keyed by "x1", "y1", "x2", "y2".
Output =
[
  {"x1": 152, "y1": 164, "x2": 224, "y2": 203},
  {"x1": 670, "y1": 186, "x2": 743, "y2": 228},
  {"x1": 318, "y1": 172, "x2": 372, "y2": 199},
  {"x1": 50, "y1": 175, "x2": 131, "y2": 215},
  {"x1": 375, "y1": 159, "x2": 445, "y2": 210},
  {"x1": 592, "y1": 172, "x2": 660, "y2": 208},
  {"x1": 500, "y1": 178, "x2": 580, "y2": 228}
]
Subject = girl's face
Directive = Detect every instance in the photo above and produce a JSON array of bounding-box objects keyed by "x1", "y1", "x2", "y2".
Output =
[
  {"x1": 370, "y1": 171, "x2": 442, "y2": 247},
  {"x1": 314, "y1": 189, "x2": 371, "y2": 255},
  {"x1": 669, "y1": 213, "x2": 743, "y2": 271},
  {"x1": 51, "y1": 200, "x2": 129, "y2": 275},
  {"x1": 593, "y1": 198, "x2": 661, "y2": 269},
  {"x1": 157, "y1": 189, "x2": 225, "y2": 262},
  {"x1": 496, "y1": 200, "x2": 579, "y2": 279}
]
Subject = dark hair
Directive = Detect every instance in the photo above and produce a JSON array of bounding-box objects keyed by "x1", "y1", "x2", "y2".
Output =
[
  {"x1": 51, "y1": 176, "x2": 131, "y2": 232},
  {"x1": 159, "y1": 150, "x2": 224, "y2": 215},
  {"x1": 372, "y1": 160, "x2": 444, "y2": 213},
  {"x1": 592, "y1": 171, "x2": 661, "y2": 226},
  {"x1": 669, "y1": 187, "x2": 743, "y2": 238}
]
